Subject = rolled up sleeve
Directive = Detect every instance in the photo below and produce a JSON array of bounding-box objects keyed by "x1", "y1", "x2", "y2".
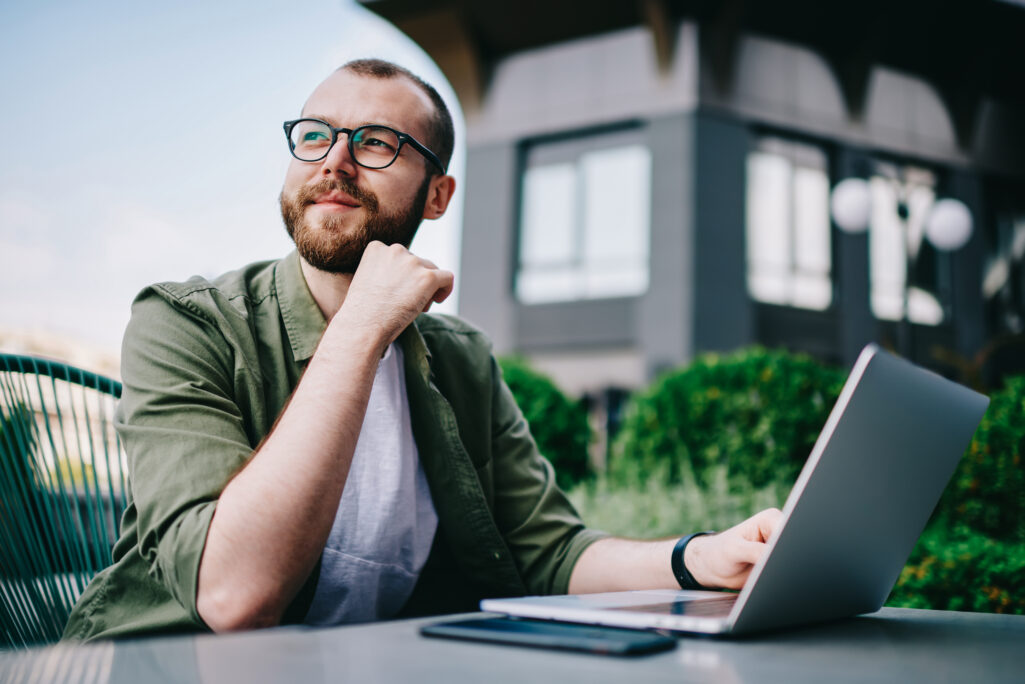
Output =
[
  {"x1": 487, "y1": 357, "x2": 607, "y2": 595},
  {"x1": 116, "y1": 287, "x2": 254, "y2": 624}
]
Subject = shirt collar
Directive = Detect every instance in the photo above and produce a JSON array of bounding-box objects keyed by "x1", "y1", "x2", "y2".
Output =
[
  {"x1": 273, "y1": 250, "x2": 435, "y2": 373},
  {"x1": 275, "y1": 250, "x2": 327, "y2": 363}
]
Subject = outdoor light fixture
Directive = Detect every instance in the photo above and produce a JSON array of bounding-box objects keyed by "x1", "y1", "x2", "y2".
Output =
[
  {"x1": 829, "y1": 173, "x2": 974, "y2": 358},
  {"x1": 829, "y1": 178, "x2": 973, "y2": 247}
]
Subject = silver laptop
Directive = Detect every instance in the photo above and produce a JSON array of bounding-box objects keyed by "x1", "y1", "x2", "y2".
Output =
[{"x1": 481, "y1": 344, "x2": 989, "y2": 636}]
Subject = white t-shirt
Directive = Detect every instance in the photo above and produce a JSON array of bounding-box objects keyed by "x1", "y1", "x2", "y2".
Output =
[{"x1": 302, "y1": 342, "x2": 438, "y2": 625}]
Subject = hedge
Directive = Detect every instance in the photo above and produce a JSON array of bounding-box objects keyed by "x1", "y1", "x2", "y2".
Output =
[
  {"x1": 609, "y1": 347, "x2": 846, "y2": 491},
  {"x1": 937, "y1": 375, "x2": 1025, "y2": 543},
  {"x1": 498, "y1": 357, "x2": 591, "y2": 489},
  {"x1": 888, "y1": 523, "x2": 1025, "y2": 614}
]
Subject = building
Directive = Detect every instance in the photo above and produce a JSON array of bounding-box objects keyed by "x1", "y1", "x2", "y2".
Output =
[{"x1": 360, "y1": 0, "x2": 1025, "y2": 396}]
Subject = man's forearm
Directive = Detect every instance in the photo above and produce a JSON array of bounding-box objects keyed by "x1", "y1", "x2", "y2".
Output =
[
  {"x1": 196, "y1": 318, "x2": 385, "y2": 632},
  {"x1": 567, "y1": 538, "x2": 678, "y2": 594}
]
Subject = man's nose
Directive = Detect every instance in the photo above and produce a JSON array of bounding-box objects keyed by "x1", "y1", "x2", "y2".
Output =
[{"x1": 320, "y1": 135, "x2": 358, "y2": 177}]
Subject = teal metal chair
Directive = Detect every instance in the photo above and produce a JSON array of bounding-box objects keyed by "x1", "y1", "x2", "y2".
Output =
[{"x1": 0, "y1": 353, "x2": 126, "y2": 649}]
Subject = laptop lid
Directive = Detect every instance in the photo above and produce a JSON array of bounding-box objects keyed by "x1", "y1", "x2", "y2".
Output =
[{"x1": 481, "y1": 345, "x2": 990, "y2": 635}]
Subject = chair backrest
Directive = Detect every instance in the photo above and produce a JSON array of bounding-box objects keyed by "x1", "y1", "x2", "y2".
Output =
[{"x1": 0, "y1": 354, "x2": 127, "y2": 649}]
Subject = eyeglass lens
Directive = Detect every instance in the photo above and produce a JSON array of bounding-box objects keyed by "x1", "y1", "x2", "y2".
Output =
[{"x1": 288, "y1": 120, "x2": 400, "y2": 168}]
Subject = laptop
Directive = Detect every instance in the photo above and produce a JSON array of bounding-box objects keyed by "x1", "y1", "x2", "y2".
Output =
[{"x1": 481, "y1": 344, "x2": 989, "y2": 636}]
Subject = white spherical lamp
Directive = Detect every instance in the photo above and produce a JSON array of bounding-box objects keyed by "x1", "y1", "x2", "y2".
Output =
[
  {"x1": 830, "y1": 178, "x2": 872, "y2": 233},
  {"x1": 925, "y1": 199, "x2": 973, "y2": 251}
]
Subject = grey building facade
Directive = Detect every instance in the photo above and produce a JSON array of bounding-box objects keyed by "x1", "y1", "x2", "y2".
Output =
[{"x1": 361, "y1": 0, "x2": 1025, "y2": 396}]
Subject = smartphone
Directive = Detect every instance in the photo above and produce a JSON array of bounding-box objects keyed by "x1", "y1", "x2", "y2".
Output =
[{"x1": 420, "y1": 616, "x2": 677, "y2": 656}]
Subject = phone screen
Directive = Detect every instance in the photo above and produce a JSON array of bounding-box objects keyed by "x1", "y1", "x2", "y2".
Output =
[{"x1": 420, "y1": 616, "x2": 677, "y2": 656}]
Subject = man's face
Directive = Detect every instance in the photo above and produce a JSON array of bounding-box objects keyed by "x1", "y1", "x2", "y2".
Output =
[{"x1": 280, "y1": 70, "x2": 437, "y2": 274}]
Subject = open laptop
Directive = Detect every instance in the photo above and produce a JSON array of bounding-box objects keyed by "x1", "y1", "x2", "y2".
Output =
[{"x1": 481, "y1": 344, "x2": 989, "y2": 636}]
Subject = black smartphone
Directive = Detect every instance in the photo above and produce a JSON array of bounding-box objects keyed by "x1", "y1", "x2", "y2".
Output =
[{"x1": 420, "y1": 616, "x2": 677, "y2": 656}]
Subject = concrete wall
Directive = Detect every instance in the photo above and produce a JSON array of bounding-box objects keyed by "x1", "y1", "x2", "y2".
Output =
[{"x1": 466, "y1": 23, "x2": 700, "y2": 146}]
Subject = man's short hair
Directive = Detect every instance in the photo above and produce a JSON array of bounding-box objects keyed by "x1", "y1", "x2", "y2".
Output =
[{"x1": 339, "y1": 58, "x2": 455, "y2": 174}]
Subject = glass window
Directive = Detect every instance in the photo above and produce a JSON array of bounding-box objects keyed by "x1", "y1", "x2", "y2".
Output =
[
  {"x1": 983, "y1": 208, "x2": 1025, "y2": 334},
  {"x1": 867, "y1": 164, "x2": 945, "y2": 326},
  {"x1": 745, "y1": 137, "x2": 833, "y2": 311},
  {"x1": 515, "y1": 131, "x2": 651, "y2": 304}
]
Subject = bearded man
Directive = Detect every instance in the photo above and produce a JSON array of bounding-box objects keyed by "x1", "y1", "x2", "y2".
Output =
[{"x1": 63, "y1": 59, "x2": 780, "y2": 641}]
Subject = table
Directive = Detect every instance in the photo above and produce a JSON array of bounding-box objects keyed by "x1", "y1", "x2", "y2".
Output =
[{"x1": 2, "y1": 608, "x2": 1023, "y2": 683}]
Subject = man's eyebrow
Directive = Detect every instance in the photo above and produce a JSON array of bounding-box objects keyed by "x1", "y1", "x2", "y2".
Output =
[
  {"x1": 301, "y1": 113, "x2": 335, "y2": 124},
  {"x1": 300, "y1": 115, "x2": 408, "y2": 132}
]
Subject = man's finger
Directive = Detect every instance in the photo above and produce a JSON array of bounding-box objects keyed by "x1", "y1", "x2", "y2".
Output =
[
  {"x1": 756, "y1": 508, "x2": 783, "y2": 542},
  {"x1": 735, "y1": 540, "x2": 767, "y2": 566},
  {"x1": 432, "y1": 271, "x2": 455, "y2": 303}
]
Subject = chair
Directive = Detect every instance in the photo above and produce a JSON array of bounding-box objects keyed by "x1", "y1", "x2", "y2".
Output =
[{"x1": 0, "y1": 354, "x2": 126, "y2": 649}]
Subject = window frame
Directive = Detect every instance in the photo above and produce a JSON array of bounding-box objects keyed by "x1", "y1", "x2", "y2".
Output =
[
  {"x1": 512, "y1": 122, "x2": 653, "y2": 306},
  {"x1": 744, "y1": 132, "x2": 837, "y2": 313}
]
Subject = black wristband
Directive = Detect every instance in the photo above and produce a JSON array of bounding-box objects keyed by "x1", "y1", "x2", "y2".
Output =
[{"x1": 671, "y1": 531, "x2": 715, "y2": 590}]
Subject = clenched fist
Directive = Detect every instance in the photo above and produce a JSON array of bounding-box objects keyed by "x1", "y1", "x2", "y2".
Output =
[{"x1": 331, "y1": 241, "x2": 454, "y2": 354}]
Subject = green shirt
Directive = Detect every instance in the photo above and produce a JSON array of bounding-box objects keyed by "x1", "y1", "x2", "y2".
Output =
[{"x1": 63, "y1": 251, "x2": 605, "y2": 641}]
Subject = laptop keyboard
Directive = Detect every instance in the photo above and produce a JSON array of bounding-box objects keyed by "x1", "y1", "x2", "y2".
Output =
[{"x1": 608, "y1": 594, "x2": 738, "y2": 618}]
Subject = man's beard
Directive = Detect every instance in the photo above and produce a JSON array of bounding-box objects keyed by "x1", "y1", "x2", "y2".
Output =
[{"x1": 280, "y1": 175, "x2": 430, "y2": 274}]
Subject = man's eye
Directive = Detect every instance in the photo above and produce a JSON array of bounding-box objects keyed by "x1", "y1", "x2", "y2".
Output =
[
  {"x1": 302, "y1": 131, "x2": 329, "y2": 143},
  {"x1": 363, "y1": 137, "x2": 393, "y2": 149}
]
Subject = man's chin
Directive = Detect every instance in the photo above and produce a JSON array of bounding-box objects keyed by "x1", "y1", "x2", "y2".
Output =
[{"x1": 297, "y1": 244, "x2": 363, "y2": 274}]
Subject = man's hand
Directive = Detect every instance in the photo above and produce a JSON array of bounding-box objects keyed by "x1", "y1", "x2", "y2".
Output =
[
  {"x1": 335, "y1": 241, "x2": 454, "y2": 352},
  {"x1": 567, "y1": 507, "x2": 783, "y2": 595},
  {"x1": 685, "y1": 508, "x2": 783, "y2": 590}
]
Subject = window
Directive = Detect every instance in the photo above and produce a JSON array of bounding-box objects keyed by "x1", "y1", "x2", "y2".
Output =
[
  {"x1": 984, "y1": 208, "x2": 1025, "y2": 334},
  {"x1": 867, "y1": 163, "x2": 945, "y2": 326},
  {"x1": 745, "y1": 137, "x2": 832, "y2": 310},
  {"x1": 515, "y1": 129, "x2": 651, "y2": 304}
]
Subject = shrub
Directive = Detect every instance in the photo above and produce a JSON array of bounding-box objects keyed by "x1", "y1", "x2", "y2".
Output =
[
  {"x1": 937, "y1": 375, "x2": 1025, "y2": 543},
  {"x1": 609, "y1": 347, "x2": 846, "y2": 491},
  {"x1": 887, "y1": 523, "x2": 1025, "y2": 614},
  {"x1": 498, "y1": 357, "x2": 591, "y2": 490}
]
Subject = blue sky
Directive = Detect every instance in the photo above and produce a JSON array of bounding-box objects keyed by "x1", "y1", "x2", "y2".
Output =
[{"x1": 0, "y1": 0, "x2": 464, "y2": 356}]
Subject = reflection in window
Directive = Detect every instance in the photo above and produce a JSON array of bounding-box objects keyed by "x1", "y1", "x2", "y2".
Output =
[
  {"x1": 868, "y1": 165, "x2": 945, "y2": 326},
  {"x1": 745, "y1": 138, "x2": 832, "y2": 310},
  {"x1": 516, "y1": 138, "x2": 651, "y2": 304},
  {"x1": 983, "y1": 211, "x2": 1025, "y2": 334}
]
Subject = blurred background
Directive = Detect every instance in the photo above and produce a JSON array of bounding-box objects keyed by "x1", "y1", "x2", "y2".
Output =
[{"x1": 2, "y1": 0, "x2": 1024, "y2": 620}]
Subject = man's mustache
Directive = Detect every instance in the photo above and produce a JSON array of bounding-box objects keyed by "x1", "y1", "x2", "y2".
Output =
[{"x1": 297, "y1": 178, "x2": 379, "y2": 213}]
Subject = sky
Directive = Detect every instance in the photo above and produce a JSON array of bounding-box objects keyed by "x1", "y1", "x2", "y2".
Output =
[{"x1": 0, "y1": 0, "x2": 465, "y2": 358}]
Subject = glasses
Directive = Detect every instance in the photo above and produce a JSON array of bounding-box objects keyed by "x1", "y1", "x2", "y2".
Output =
[{"x1": 283, "y1": 119, "x2": 446, "y2": 173}]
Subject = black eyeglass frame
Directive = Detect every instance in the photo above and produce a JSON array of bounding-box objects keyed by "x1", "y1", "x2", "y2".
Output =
[{"x1": 283, "y1": 119, "x2": 446, "y2": 173}]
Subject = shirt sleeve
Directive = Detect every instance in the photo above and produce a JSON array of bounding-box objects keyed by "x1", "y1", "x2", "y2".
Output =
[
  {"x1": 115, "y1": 286, "x2": 254, "y2": 625},
  {"x1": 486, "y1": 355, "x2": 608, "y2": 595}
]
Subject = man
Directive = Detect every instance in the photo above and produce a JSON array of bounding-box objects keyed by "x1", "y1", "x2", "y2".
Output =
[{"x1": 63, "y1": 59, "x2": 780, "y2": 641}]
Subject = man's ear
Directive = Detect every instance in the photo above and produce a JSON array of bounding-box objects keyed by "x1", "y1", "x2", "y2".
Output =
[{"x1": 422, "y1": 175, "x2": 456, "y2": 220}]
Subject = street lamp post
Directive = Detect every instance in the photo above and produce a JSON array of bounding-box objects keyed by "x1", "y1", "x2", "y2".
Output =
[{"x1": 830, "y1": 175, "x2": 974, "y2": 360}]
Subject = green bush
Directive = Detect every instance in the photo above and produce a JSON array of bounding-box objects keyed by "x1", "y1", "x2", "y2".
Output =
[
  {"x1": 610, "y1": 347, "x2": 846, "y2": 491},
  {"x1": 937, "y1": 375, "x2": 1025, "y2": 543},
  {"x1": 498, "y1": 357, "x2": 591, "y2": 490},
  {"x1": 887, "y1": 523, "x2": 1025, "y2": 614}
]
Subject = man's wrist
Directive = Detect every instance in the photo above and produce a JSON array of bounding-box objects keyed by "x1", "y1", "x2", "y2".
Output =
[
  {"x1": 671, "y1": 531, "x2": 715, "y2": 590},
  {"x1": 322, "y1": 309, "x2": 391, "y2": 361}
]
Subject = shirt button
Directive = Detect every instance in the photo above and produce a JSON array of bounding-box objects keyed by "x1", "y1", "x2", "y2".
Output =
[{"x1": 492, "y1": 551, "x2": 502, "y2": 560}]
